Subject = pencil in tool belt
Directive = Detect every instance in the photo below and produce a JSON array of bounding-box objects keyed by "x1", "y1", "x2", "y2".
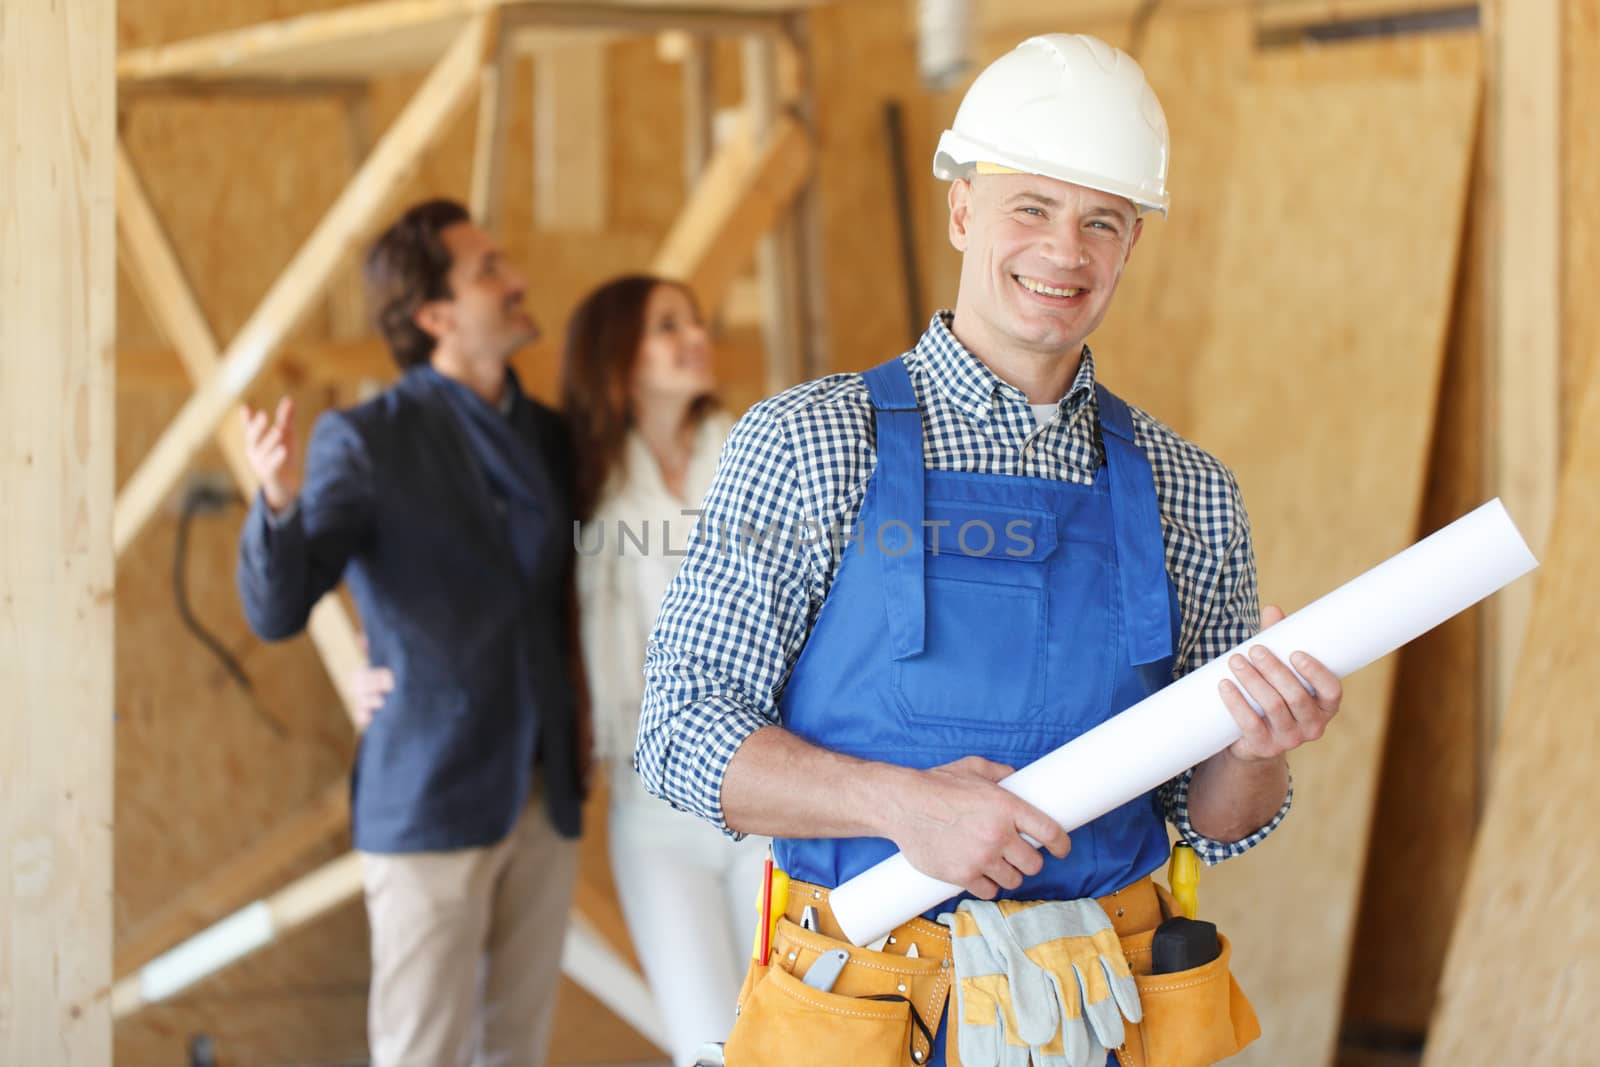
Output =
[{"x1": 757, "y1": 858, "x2": 774, "y2": 964}]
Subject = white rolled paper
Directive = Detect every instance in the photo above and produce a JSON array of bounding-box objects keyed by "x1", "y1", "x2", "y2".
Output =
[{"x1": 829, "y1": 499, "x2": 1539, "y2": 946}]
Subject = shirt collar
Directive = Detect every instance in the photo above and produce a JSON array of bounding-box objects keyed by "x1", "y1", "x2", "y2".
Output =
[{"x1": 911, "y1": 311, "x2": 1099, "y2": 427}]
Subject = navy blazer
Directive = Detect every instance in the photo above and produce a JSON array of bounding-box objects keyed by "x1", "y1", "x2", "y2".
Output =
[{"x1": 237, "y1": 371, "x2": 583, "y2": 853}]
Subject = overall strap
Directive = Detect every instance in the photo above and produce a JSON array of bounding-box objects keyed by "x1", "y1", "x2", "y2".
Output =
[
  {"x1": 1095, "y1": 384, "x2": 1175, "y2": 667},
  {"x1": 862, "y1": 357, "x2": 926, "y2": 660}
]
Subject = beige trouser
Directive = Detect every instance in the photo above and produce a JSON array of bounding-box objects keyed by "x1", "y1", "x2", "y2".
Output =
[{"x1": 360, "y1": 792, "x2": 579, "y2": 1067}]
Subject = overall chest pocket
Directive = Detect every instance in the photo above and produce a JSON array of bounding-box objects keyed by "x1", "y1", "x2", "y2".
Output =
[{"x1": 890, "y1": 502, "x2": 1058, "y2": 732}]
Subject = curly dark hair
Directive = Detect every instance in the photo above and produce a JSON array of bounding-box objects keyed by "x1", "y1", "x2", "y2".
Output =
[{"x1": 364, "y1": 199, "x2": 471, "y2": 370}]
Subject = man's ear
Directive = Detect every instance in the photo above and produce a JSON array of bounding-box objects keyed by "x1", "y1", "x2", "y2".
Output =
[
  {"x1": 948, "y1": 178, "x2": 974, "y2": 253},
  {"x1": 413, "y1": 300, "x2": 452, "y2": 342},
  {"x1": 1124, "y1": 216, "x2": 1145, "y2": 266}
]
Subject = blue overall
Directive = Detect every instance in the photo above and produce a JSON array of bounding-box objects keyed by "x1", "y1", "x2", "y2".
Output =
[{"x1": 773, "y1": 356, "x2": 1181, "y2": 1065}]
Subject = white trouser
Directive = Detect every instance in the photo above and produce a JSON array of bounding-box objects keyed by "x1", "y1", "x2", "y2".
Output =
[{"x1": 607, "y1": 781, "x2": 769, "y2": 1067}]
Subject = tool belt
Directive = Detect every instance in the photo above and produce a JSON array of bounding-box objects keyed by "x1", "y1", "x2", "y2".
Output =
[{"x1": 725, "y1": 877, "x2": 1259, "y2": 1067}]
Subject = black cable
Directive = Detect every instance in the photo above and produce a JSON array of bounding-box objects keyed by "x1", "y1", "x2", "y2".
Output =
[{"x1": 173, "y1": 484, "x2": 288, "y2": 738}]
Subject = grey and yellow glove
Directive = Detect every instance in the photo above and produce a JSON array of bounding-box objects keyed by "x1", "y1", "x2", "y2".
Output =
[
  {"x1": 942, "y1": 905, "x2": 1033, "y2": 1067},
  {"x1": 950, "y1": 898, "x2": 1142, "y2": 1067}
]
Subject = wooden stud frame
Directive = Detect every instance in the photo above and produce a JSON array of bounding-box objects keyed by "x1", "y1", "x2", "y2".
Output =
[{"x1": 109, "y1": 0, "x2": 825, "y2": 1038}]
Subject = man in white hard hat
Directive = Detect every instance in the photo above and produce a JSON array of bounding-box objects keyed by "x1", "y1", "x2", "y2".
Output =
[{"x1": 639, "y1": 35, "x2": 1343, "y2": 1067}]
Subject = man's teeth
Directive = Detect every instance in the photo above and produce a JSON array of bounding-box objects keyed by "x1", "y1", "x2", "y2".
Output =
[{"x1": 1018, "y1": 277, "x2": 1081, "y2": 298}]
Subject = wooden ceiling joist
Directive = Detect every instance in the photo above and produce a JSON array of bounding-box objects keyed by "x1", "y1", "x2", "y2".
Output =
[{"x1": 116, "y1": 0, "x2": 818, "y2": 88}]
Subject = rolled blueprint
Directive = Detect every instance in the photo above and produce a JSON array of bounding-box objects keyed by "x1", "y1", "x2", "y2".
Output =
[{"x1": 829, "y1": 499, "x2": 1539, "y2": 946}]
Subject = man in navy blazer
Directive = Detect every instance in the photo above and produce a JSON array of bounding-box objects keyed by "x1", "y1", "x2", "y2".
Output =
[{"x1": 237, "y1": 199, "x2": 584, "y2": 1067}]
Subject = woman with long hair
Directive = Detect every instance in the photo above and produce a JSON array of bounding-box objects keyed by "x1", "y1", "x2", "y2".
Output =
[{"x1": 563, "y1": 275, "x2": 768, "y2": 1065}]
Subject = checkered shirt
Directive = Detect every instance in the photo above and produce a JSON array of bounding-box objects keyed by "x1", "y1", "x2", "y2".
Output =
[{"x1": 637, "y1": 312, "x2": 1291, "y2": 865}]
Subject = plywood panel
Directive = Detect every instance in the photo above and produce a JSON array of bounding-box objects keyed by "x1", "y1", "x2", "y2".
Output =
[
  {"x1": 1421, "y1": 299, "x2": 1600, "y2": 1067},
  {"x1": 1341, "y1": 153, "x2": 1486, "y2": 1036},
  {"x1": 1565, "y1": 0, "x2": 1600, "y2": 435},
  {"x1": 1184, "y1": 37, "x2": 1480, "y2": 1067},
  {"x1": 1086, "y1": 9, "x2": 1253, "y2": 432},
  {"x1": 1, "y1": 0, "x2": 115, "y2": 1062},
  {"x1": 1483, "y1": 0, "x2": 1561, "y2": 765},
  {"x1": 806, "y1": 0, "x2": 928, "y2": 372}
]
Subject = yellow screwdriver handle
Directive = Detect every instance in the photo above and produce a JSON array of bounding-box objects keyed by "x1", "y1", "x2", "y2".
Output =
[{"x1": 1168, "y1": 842, "x2": 1200, "y2": 920}]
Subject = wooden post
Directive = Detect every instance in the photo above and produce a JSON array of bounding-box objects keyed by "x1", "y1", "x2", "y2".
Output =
[
  {"x1": 112, "y1": 13, "x2": 494, "y2": 557},
  {"x1": 1, "y1": 0, "x2": 115, "y2": 1060},
  {"x1": 1481, "y1": 0, "x2": 1561, "y2": 748},
  {"x1": 682, "y1": 33, "x2": 716, "y2": 189},
  {"x1": 534, "y1": 40, "x2": 609, "y2": 232},
  {"x1": 471, "y1": 27, "x2": 515, "y2": 230},
  {"x1": 742, "y1": 34, "x2": 808, "y2": 393}
]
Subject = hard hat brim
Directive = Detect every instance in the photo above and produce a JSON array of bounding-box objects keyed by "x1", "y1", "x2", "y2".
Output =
[{"x1": 934, "y1": 128, "x2": 1169, "y2": 218}]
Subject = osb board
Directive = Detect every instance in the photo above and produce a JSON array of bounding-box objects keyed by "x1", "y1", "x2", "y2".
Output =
[
  {"x1": 1182, "y1": 34, "x2": 1480, "y2": 1067},
  {"x1": 806, "y1": 0, "x2": 932, "y2": 372},
  {"x1": 112, "y1": 376, "x2": 364, "y2": 1065},
  {"x1": 1420, "y1": 298, "x2": 1600, "y2": 1067},
  {"x1": 1340, "y1": 135, "x2": 1486, "y2": 1034}
]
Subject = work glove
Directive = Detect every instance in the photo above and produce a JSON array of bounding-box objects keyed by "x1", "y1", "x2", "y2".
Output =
[
  {"x1": 949, "y1": 898, "x2": 1142, "y2": 1067},
  {"x1": 941, "y1": 907, "x2": 1033, "y2": 1067}
]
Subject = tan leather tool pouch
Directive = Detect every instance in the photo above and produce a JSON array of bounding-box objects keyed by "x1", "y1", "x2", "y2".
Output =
[
  {"x1": 725, "y1": 891, "x2": 952, "y2": 1067},
  {"x1": 1113, "y1": 917, "x2": 1261, "y2": 1067}
]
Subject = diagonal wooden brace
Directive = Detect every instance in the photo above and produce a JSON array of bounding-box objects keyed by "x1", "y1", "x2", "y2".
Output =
[{"x1": 113, "y1": 13, "x2": 497, "y2": 557}]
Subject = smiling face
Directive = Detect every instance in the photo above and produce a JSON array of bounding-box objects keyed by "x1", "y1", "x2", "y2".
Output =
[
  {"x1": 948, "y1": 172, "x2": 1143, "y2": 362},
  {"x1": 416, "y1": 221, "x2": 539, "y2": 371},
  {"x1": 629, "y1": 283, "x2": 715, "y2": 410}
]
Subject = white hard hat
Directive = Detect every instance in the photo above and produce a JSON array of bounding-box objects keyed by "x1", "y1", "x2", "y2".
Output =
[{"x1": 933, "y1": 34, "x2": 1171, "y2": 216}]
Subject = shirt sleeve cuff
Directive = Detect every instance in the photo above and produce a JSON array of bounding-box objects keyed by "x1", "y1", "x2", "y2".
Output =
[
  {"x1": 1163, "y1": 766, "x2": 1294, "y2": 866},
  {"x1": 638, "y1": 701, "x2": 773, "y2": 840},
  {"x1": 262, "y1": 494, "x2": 301, "y2": 529}
]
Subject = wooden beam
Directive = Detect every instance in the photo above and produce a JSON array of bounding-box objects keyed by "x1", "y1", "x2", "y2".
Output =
[
  {"x1": 1482, "y1": 0, "x2": 1560, "y2": 743},
  {"x1": 470, "y1": 30, "x2": 515, "y2": 229},
  {"x1": 741, "y1": 33, "x2": 808, "y2": 393},
  {"x1": 502, "y1": 2, "x2": 796, "y2": 37},
  {"x1": 115, "y1": 144, "x2": 228, "y2": 388},
  {"x1": 651, "y1": 113, "x2": 813, "y2": 315},
  {"x1": 1, "y1": 0, "x2": 114, "y2": 1059},
  {"x1": 114, "y1": 0, "x2": 811, "y2": 87},
  {"x1": 116, "y1": 0, "x2": 483, "y2": 85},
  {"x1": 113, "y1": 781, "x2": 349, "y2": 979},
  {"x1": 112, "y1": 13, "x2": 493, "y2": 557},
  {"x1": 117, "y1": 337, "x2": 396, "y2": 390},
  {"x1": 680, "y1": 33, "x2": 716, "y2": 189},
  {"x1": 534, "y1": 40, "x2": 609, "y2": 232},
  {"x1": 108, "y1": 852, "x2": 367, "y2": 1019}
]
